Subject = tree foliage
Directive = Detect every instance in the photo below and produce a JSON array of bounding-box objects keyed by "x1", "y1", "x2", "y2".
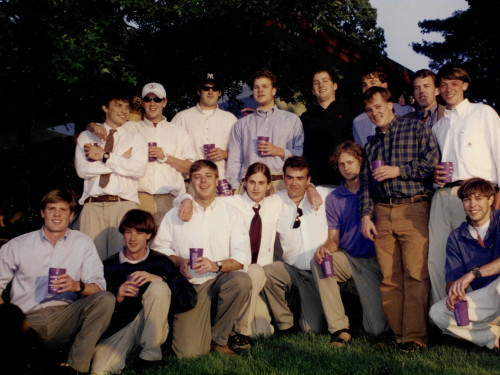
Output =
[
  {"x1": 412, "y1": 0, "x2": 499, "y2": 110},
  {"x1": 0, "y1": 0, "x2": 386, "y2": 132}
]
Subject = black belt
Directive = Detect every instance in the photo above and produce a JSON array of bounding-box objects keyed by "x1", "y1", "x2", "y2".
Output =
[
  {"x1": 85, "y1": 195, "x2": 128, "y2": 203},
  {"x1": 377, "y1": 195, "x2": 431, "y2": 205},
  {"x1": 444, "y1": 180, "x2": 463, "y2": 188}
]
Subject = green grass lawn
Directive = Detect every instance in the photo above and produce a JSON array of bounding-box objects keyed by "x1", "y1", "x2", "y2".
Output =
[{"x1": 122, "y1": 332, "x2": 500, "y2": 375}]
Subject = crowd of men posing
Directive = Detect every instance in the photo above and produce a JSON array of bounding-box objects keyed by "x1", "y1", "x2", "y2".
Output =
[{"x1": 1, "y1": 65, "x2": 500, "y2": 375}]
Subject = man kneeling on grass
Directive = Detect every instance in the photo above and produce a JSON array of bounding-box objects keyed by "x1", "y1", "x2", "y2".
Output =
[
  {"x1": 430, "y1": 178, "x2": 500, "y2": 349},
  {"x1": 92, "y1": 209, "x2": 196, "y2": 374}
]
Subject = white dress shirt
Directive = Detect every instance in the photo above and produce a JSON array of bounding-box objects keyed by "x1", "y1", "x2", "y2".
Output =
[
  {"x1": 173, "y1": 192, "x2": 284, "y2": 266},
  {"x1": 433, "y1": 99, "x2": 500, "y2": 185},
  {"x1": 126, "y1": 118, "x2": 197, "y2": 195},
  {"x1": 151, "y1": 198, "x2": 250, "y2": 284},
  {"x1": 276, "y1": 187, "x2": 332, "y2": 270},
  {"x1": 75, "y1": 123, "x2": 148, "y2": 204},
  {"x1": 171, "y1": 104, "x2": 237, "y2": 179}
]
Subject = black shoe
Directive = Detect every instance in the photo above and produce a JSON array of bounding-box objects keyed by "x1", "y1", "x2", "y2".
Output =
[
  {"x1": 59, "y1": 363, "x2": 85, "y2": 375},
  {"x1": 228, "y1": 332, "x2": 251, "y2": 352},
  {"x1": 400, "y1": 341, "x2": 425, "y2": 353},
  {"x1": 135, "y1": 357, "x2": 162, "y2": 370},
  {"x1": 275, "y1": 326, "x2": 297, "y2": 337},
  {"x1": 330, "y1": 328, "x2": 352, "y2": 348}
]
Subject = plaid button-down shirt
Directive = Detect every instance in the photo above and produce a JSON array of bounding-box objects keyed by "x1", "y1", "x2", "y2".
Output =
[{"x1": 359, "y1": 115, "x2": 440, "y2": 218}]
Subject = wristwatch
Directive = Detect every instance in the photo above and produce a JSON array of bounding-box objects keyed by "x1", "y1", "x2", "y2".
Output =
[
  {"x1": 102, "y1": 152, "x2": 110, "y2": 163},
  {"x1": 216, "y1": 261, "x2": 223, "y2": 272},
  {"x1": 471, "y1": 266, "x2": 482, "y2": 279},
  {"x1": 78, "y1": 281, "x2": 85, "y2": 295}
]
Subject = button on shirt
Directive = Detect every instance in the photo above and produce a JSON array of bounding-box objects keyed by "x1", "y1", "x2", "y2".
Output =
[
  {"x1": 432, "y1": 99, "x2": 500, "y2": 185},
  {"x1": 126, "y1": 118, "x2": 197, "y2": 195},
  {"x1": 276, "y1": 187, "x2": 331, "y2": 270},
  {"x1": 75, "y1": 123, "x2": 148, "y2": 204},
  {"x1": 172, "y1": 104, "x2": 237, "y2": 179},
  {"x1": 151, "y1": 198, "x2": 250, "y2": 284},
  {"x1": 359, "y1": 116, "x2": 439, "y2": 218},
  {"x1": 325, "y1": 182, "x2": 375, "y2": 258},
  {"x1": 0, "y1": 228, "x2": 105, "y2": 313},
  {"x1": 226, "y1": 105, "x2": 304, "y2": 189}
]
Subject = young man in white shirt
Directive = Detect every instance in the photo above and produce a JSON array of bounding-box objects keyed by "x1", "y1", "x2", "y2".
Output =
[
  {"x1": 75, "y1": 90, "x2": 148, "y2": 260},
  {"x1": 428, "y1": 65, "x2": 500, "y2": 304},
  {"x1": 171, "y1": 73, "x2": 237, "y2": 180},
  {"x1": 263, "y1": 156, "x2": 332, "y2": 335},
  {"x1": 151, "y1": 160, "x2": 251, "y2": 357}
]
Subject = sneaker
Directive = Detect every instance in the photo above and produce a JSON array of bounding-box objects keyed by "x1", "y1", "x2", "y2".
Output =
[{"x1": 228, "y1": 332, "x2": 251, "y2": 352}]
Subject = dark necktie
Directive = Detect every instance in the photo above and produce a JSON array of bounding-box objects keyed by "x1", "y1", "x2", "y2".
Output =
[
  {"x1": 99, "y1": 129, "x2": 116, "y2": 188},
  {"x1": 421, "y1": 110, "x2": 432, "y2": 122},
  {"x1": 249, "y1": 204, "x2": 262, "y2": 264}
]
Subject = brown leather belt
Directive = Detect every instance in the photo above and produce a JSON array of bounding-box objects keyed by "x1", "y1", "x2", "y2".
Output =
[
  {"x1": 271, "y1": 174, "x2": 284, "y2": 181},
  {"x1": 377, "y1": 195, "x2": 431, "y2": 205},
  {"x1": 84, "y1": 195, "x2": 128, "y2": 203}
]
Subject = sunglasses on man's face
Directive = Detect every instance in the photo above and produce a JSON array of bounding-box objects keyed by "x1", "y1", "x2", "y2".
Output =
[
  {"x1": 200, "y1": 85, "x2": 220, "y2": 92},
  {"x1": 142, "y1": 97, "x2": 164, "y2": 103}
]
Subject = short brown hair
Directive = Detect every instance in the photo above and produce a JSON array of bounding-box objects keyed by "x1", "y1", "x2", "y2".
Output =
[
  {"x1": 251, "y1": 69, "x2": 277, "y2": 88},
  {"x1": 188, "y1": 159, "x2": 219, "y2": 181},
  {"x1": 283, "y1": 156, "x2": 310, "y2": 177},
  {"x1": 41, "y1": 190, "x2": 76, "y2": 213},
  {"x1": 330, "y1": 141, "x2": 363, "y2": 170},
  {"x1": 457, "y1": 178, "x2": 496, "y2": 201},
  {"x1": 413, "y1": 69, "x2": 436, "y2": 84},
  {"x1": 362, "y1": 69, "x2": 388, "y2": 84},
  {"x1": 436, "y1": 65, "x2": 471, "y2": 86},
  {"x1": 363, "y1": 86, "x2": 393, "y2": 104},
  {"x1": 119, "y1": 209, "x2": 157, "y2": 238}
]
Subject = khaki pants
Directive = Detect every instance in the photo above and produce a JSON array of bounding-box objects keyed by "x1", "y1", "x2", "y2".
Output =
[
  {"x1": 263, "y1": 261, "x2": 325, "y2": 333},
  {"x1": 92, "y1": 281, "x2": 171, "y2": 375},
  {"x1": 430, "y1": 276, "x2": 500, "y2": 349},
  {"x1": 234, "y1": 264, "x2": 273, "y2": 337},
  {"x1": 80, "y1": 201, "x2": 137, "y2": 261},
  {"x1": 428, "y1": 187, "x2": 465, "y2": 304},
  {"x1": 26, "y1": 291, "x2": 115, "y2": 373},
  {"x1": 311, "y1": 251, "x2": 387, "y2": 335},
  {"x1": 171, "y1": 271, "x2": 251, "y2": 358},
  {"x1": 138, "y1": 192, "x2": 175, "y2": 226},
  {"x1": 374, "y1": 201, "x2": 430, "y2": 345}
]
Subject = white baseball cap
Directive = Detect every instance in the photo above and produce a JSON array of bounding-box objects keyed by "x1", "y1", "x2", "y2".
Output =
[{"x1": 142, "y1": 82, "x2": 167, "y2": 99}]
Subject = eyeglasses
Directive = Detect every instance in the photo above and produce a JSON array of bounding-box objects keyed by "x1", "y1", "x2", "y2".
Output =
[
  {"x1": 200, "y1": 85, "x2": 220, "y2": 92},
  {"x1": 142, "y1": 97, "x2": 164, "y2": 103},
  {"x1": 293, "y1": 208, "x2": 303, "y2": 229}
]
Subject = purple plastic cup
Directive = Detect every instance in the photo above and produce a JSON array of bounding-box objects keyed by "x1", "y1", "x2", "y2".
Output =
[
  {"x1": 454, "y1": 300, "x2": 470, "y2": 326},
  {"x1": 371, "y1": 160, "x2": 385, "y2": 170},
  {"x1": 126, "y1": 275, "x2": 139, "y2": 297},
  {"x1": 148, "y1": 142, "x2": 157, "y2": 162},
  {"x1": 439, "y1": 162, "x2": 453, "y2": 183},
  {"x1": 217, "y1": 179, "x2": 232, "y2": 196},
  {"x1": 48, "y1": 267, "x2": 66, "y2": 294},
  {"x1": 190, "y1": 248, "x2": 203, "y2": 269},
  {"x1": 257, "y1": 136, "x2": 269, "y2": 155},
  {"x1": 321, "y1": 255, "x2": 335, "y2": 278},
  {"x1": 204, "y1": 144, "x2": 215, "y2": 160}
]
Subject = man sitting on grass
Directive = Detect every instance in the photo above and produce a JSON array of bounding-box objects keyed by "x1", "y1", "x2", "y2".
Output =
[
  {"x1": 430, "y1": 178, "x2": 500, "y2": 349},
  {"x1": 91, "y1": 209, "x2": 196, "y2": 374}
]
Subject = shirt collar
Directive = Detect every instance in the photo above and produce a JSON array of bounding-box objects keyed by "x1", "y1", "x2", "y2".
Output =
[
  {"x1": 193, "y1": 197, "x2": 218, "y2": 214},
  {"x1": 256, "y1": 105, "x2": 278, "y2": 117},
  {"x1": 417, "y1": 102, "x2": 438, "y2": 119},
  {"x1": 39, "y1": 226, "x2": 70, "y2": 243},
  {"x1": 444, "y1": 98, "x2": 470, "y2": 117},
  {"x1": 336, "y1": 180, "x2": 358, "y2": 196},
  {"x1": 103, "y1": 122, "x2": 122, "y2": 134},
  {"x1": 142, "y1": 116, "x2": 167, "y2": 127},
  {"x1": 195, "y1": 103, "x2": 219, "y2": 115},
  {"x1": 119, "y1": 247, "x2": 150, "y2": 264},
  {"x1": 242, "y1": 192, "x2": 262, "y2": 208}
]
